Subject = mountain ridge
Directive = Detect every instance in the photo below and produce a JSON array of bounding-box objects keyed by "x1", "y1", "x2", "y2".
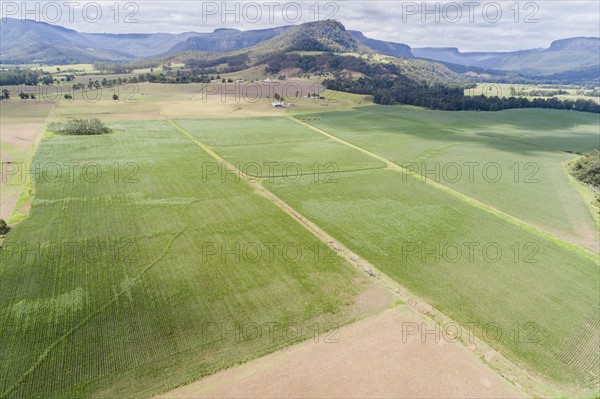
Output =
[
  {"x1": 1, "y1": 18, "x2": 598, "y2": 78},
  {"x1": 413, "y1": 37, "x2": 600, "y2": 74}
]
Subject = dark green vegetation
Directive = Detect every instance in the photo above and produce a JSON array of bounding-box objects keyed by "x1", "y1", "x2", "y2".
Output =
[
  {"x1": 570, "y1": 150, "x2": 600, "y2": 189},
  {"x1": 0, "y1": 68, "x2": 53, "y2": 86},
  {"x1": 324, "y1": 74, "x2": 600, "y2": 111},
  {"x1": 0, "y1": 121, "x2": 365, "y2": 398},
  {"x1": 48, "y1": 119, "x2": 112, "y2": 135},
  {"x1": 569, "y1": 150, "x2": 600, "y2": 207},
  {"x1": 177, "y1": 110, "x2": 600, "y2": 388},
  {"x1": 0, "y1": 219, "x2": 9, "y2": 235}
]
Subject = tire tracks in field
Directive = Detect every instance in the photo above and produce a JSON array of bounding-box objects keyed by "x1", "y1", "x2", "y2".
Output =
[
  {"x1": 475, "y1": 132, "x2": 576, "y2": 153},
  {"x1": 0, "y1": 226, "x2": 188, "y2": 399},
  {"x1": 289, "y1": 116, "x2": 598, "y2": 262},
  {"x1": 167, "y1": 118, "x2": 559, "y2": 398}
]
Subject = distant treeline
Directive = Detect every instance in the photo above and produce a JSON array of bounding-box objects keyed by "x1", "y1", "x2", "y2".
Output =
[
  {"x1": 92, "y1": 63, "x2": 134, "y2": 74},
  {"x1": 136, "y1": 71, "x2": 212, "y2": 84},
  {"x1": 0, "y1": 68, "x2": 53, "y2": 85},
  {"x1": 184, "y1": 54, "x2": 249, "y2": 74},
  {"x1": 264, "y1": 53, "x2": 419, "y2": 80},
  {"x1": 258, "y1": 52, "x2": 600, "y2": 113},
  {"x1": 324, "y1": 75, "x2": 600, "y2": 113}
]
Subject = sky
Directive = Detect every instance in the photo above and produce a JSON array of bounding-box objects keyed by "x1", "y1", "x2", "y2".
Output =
[{"x1": 2, "y1": 1, "x2": 599, "y2": 51}]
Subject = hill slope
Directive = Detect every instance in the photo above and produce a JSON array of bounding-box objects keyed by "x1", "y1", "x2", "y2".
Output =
[
  {"x1": 413, "y1": 37, "x2": 600, "y2": 74},
  {"x1": 2, "y1": 18, "x2": 597, "y2": 80},
  {"x1": 0, "y1": 19, "x2": 414, "y2": 64}
]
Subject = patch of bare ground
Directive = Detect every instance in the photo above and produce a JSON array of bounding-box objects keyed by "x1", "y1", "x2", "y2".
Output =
[
  {"x1": 157, "y1": 306, "x2": 527, "y2": 399},
  {"x1": 0, "y1": 123, "x2": 46, "y2": 220},
  {"x1": 0, "y1": 123, "x2": 43, "y2": 153}
]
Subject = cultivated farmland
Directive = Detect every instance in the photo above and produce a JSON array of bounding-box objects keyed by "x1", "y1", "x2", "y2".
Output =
[
  {"x1": 0, "y1": 120, "x2": 373, "y2": 398},
  {"x1": 176, "y1": 112, "x2": 600, "y2": 388},
  {"x1": 1, "y1": 89, "x2": 598, "y2": 399},
  {"x1": 300, "y1": 107, "x2": 600, "y2": 250}
]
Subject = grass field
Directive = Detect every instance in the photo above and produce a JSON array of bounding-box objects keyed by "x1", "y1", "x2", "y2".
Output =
[
  {"x1": 298, "y1": 106, "x2": 600, "y2": 250},
  {"x1": 37, "y1": 64, "x2": 96, "y2": 74},
  {"x1": 0, "y1": 120, "x2": 371, "y2": 398},
  {"x1": 176, "y1": 117, "x2": 385, "y2": 178},
  {"x1": 177, "y1": 114, "x2": 600, "y2": 388}
]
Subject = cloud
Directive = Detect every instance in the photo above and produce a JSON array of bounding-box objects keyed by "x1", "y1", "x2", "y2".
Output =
[{"x1": 1, "y1": 0, "x2": 598, "y2": 51}]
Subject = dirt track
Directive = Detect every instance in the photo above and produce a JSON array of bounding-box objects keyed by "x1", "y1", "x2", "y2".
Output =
[{"x1": 158, "y1": 307, "x2": 527, "y2": 399}]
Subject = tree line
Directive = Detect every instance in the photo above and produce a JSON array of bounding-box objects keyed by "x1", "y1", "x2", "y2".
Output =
[
  {"x1": 0, "y1": 68, "x2": 53, "y2": 86},
  {"x1": 324, "y1": 75, "x2": 600, "y2": 113}
]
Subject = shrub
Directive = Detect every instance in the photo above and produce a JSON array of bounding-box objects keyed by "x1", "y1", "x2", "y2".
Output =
[
  {"x1": 569, "y1": 149, "x2": 600, "y2": 189},
  {"x1": 48, "y1": 119, "x2": 112, "y2": 136},
  {"x1": 0, "y1": 219, "x2": 9, "y2": 235}
]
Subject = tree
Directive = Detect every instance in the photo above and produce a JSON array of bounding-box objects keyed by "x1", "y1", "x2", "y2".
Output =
[
  {"x1": 113, "y1": 94, "x2": 119, "y2": 101},
  {"x1": 0, "y1": 219, "x2": 9, "y2": 235},
  {"x1": 2, "y1": 88, "x2": 9, "y2": 99},
  {"x1": 18, "y1": 92, "x2": 29, "y2": 100},
  {"x1": 274, "y1": 93, "x2": 281, "y2": 101},
  {"x1": 49, "y1": 119, "x2": 112, "y2": 135}
]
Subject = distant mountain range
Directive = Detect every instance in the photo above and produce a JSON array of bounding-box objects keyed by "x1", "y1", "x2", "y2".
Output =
[
  {"x1": 0, "y1": 18, "x2": 413, "y2": 64},
  {"x1": 0, "y1": 18, "x2": 598, "y2": 78},
  {"x1": 413, "y1": 37, "x2": 600, "y2": 74}
]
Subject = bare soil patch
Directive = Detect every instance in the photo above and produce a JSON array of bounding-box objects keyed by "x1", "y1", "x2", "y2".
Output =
[
  {"x1": 158, "y1": 307, "x2": 526, "y2": 399},
  {"x1": 1, "y1": 123, "x2": 44, "y2": 153},
  {"x1": 0, "y1": 123, "x2": 46, "y2": 220}
]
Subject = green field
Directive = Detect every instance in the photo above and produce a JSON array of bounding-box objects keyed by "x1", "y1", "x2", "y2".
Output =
[
  {"x1": 176, "y1": 117, "x2": 386, "y2": 178},
  {"x1": 0, "y1": 120, "x2": 368, "y2": 398},
  {"x1": 1, "y1": 98, "x2": 599, "y2": 397},
  {"x1": 299, "y1": 107, "x2": 600, "y2": 250},
  {"x1": 177, "y1": 113, "x2": 600, "y2": 387}
]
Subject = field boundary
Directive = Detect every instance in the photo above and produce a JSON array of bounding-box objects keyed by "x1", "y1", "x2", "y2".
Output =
[
  {"x1": 290, "y1": 116, "x2": 598, "y2": 262},
  {"x1": 167, "y1": 117, "x2": 567, "y2": 399}
]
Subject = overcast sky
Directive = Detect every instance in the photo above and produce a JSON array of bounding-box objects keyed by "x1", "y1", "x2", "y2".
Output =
[{"x1": 2, "y1": 1, "x2": 599, "y2": 51}]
